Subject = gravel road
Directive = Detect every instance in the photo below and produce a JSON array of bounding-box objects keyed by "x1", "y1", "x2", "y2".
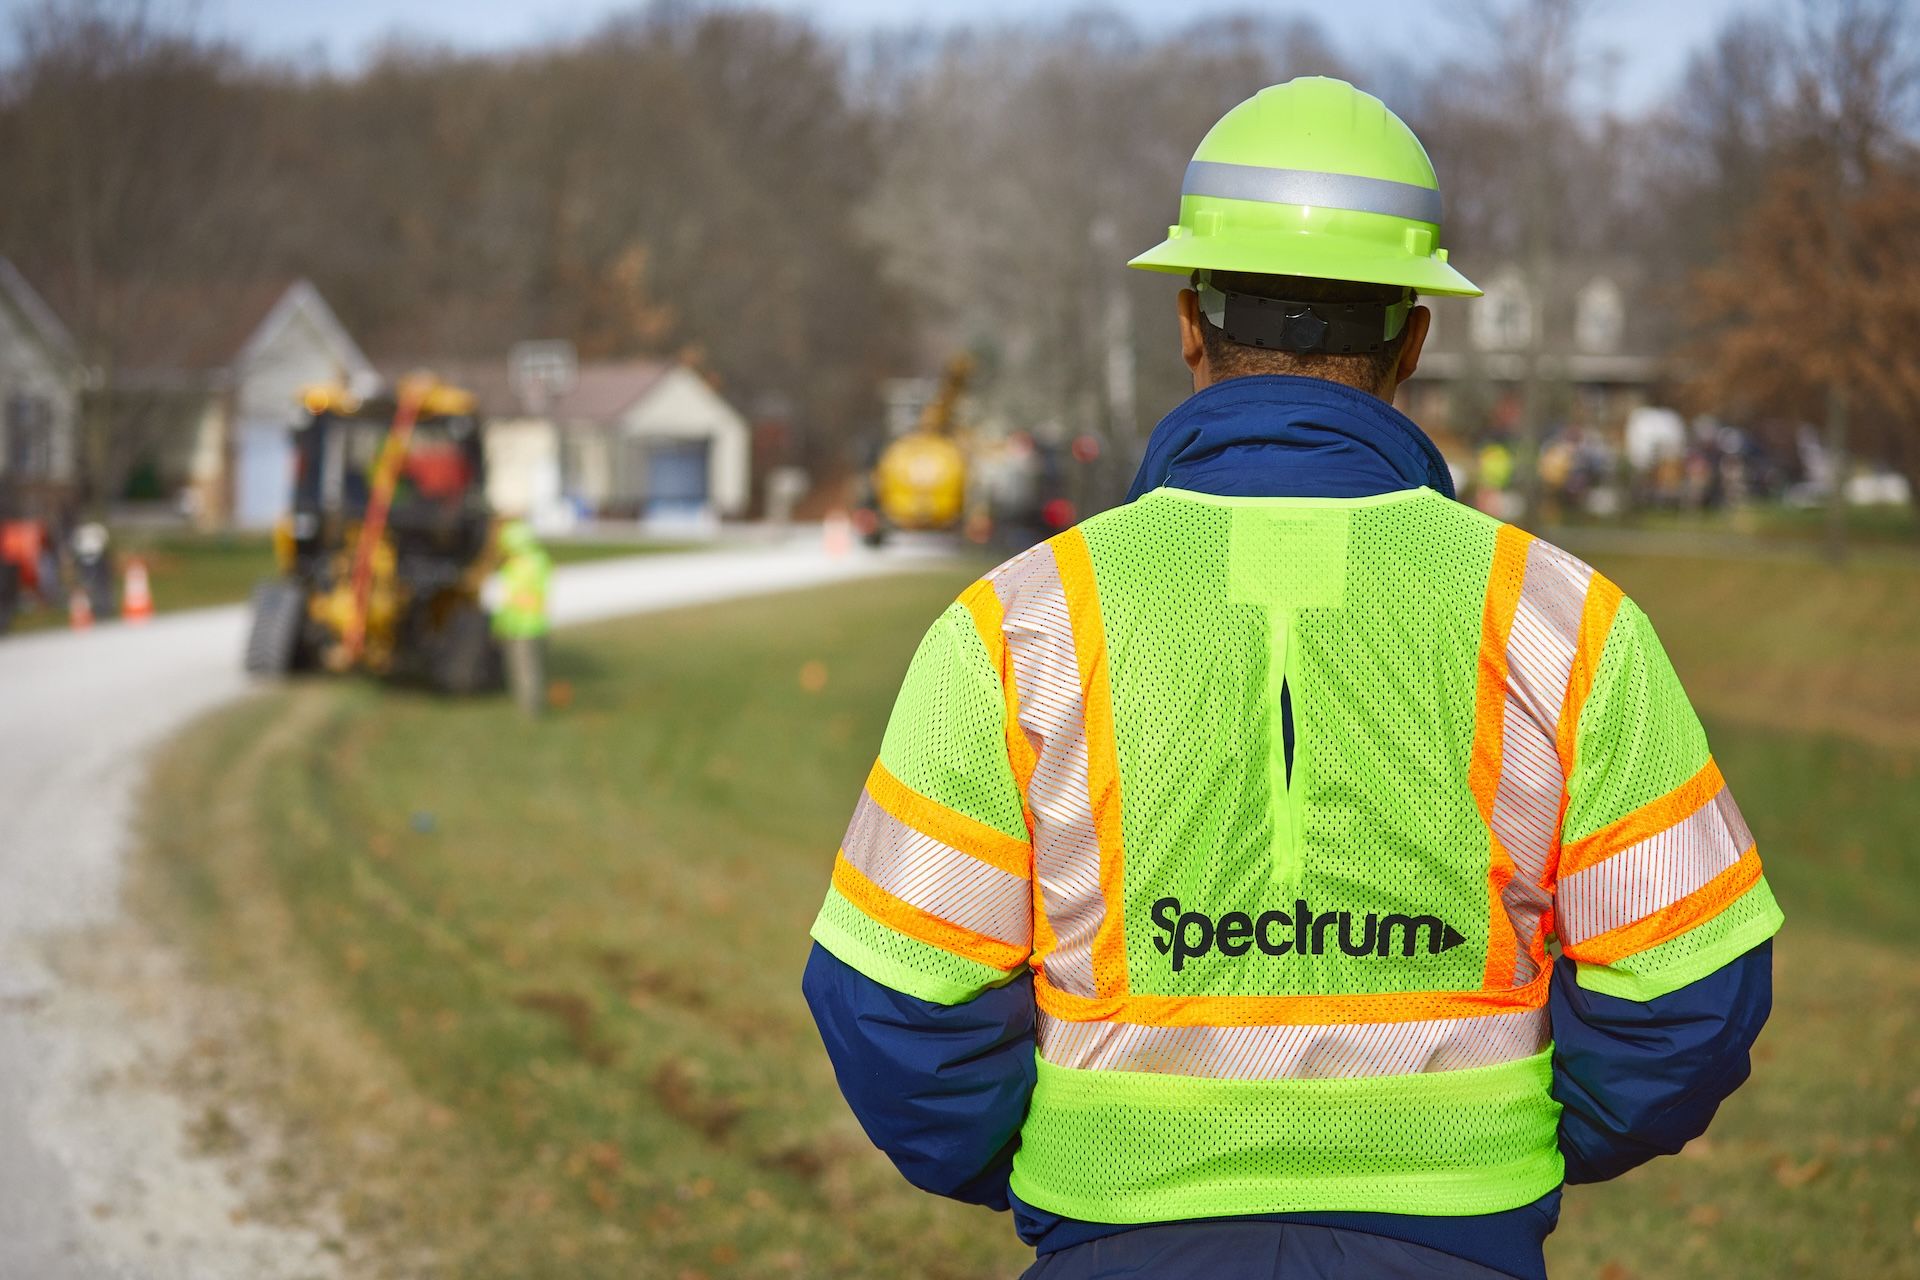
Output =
[{"x1": 0, "y1": 537, "x2": 915, "y2": 1279}]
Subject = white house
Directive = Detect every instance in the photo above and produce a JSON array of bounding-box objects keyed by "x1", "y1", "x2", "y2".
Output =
[
  {"x1": 0, "y1": 259, "x2": 84, "y2": 514},
  {"x1": 391, "y1": 357, "x2": 750, "y2": 526},
  {"x1": 114, "y1": 279, "x2": 377, "y2": 528}
]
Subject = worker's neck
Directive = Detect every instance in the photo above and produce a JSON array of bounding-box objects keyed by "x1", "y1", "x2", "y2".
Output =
[{"x1": 1195, "y1": 368, "x2": 1398, "y2": 404}]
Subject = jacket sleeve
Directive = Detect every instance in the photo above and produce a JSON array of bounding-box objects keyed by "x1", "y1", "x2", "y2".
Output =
[
  {"x1": 1549, "y1": 598, "x2": 1784, "y2": 1182},
  {"x1": 802, "y1": 944, "x2": 1034, "y2": 1207},
  {"x1": 804, "y1": 591, "x2": 1036, "y2": 1204}
]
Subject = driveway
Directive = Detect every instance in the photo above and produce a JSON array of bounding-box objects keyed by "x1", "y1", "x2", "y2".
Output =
[{"x1": 0, "y1": 537, "x2": 917, "y2": 1278}]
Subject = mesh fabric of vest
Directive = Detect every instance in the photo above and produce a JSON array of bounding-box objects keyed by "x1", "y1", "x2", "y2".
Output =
[{"x1": 1010, "y1": 488, "x2": 1563, "y2": 1220}]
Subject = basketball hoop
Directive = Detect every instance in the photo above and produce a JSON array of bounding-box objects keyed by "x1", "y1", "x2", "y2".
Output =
[{"x1": 509, "y1": 340, "x2": 578, "y2": 416}]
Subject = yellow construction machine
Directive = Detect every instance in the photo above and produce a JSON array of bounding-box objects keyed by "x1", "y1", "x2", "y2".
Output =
[
  {"x1": 858, "y1": 354, "x2": 974, "y2": 544},
  {"x1": 244, "y1": 376, "x2": 503, "y2": 692}
]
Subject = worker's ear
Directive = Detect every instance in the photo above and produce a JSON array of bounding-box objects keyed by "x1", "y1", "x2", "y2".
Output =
[
  {"x1": 1390, "y1": 304, "x2": 1430, "y2": 395},
  {"x1": 1178, "y1": 288, "x2": 1211, "y2": 392}
]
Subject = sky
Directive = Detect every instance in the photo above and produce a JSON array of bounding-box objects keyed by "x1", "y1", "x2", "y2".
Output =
[{"x1": 5, "y1": 0, "x2": 1775, "y2": 113}]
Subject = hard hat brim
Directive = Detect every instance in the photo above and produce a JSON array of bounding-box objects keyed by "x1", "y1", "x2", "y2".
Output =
[{"x1": 1128, "y1": 231, "x2": 1482, "y2": 298}]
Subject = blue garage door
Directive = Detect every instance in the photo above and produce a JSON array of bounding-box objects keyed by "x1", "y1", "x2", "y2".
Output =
[{"x1": 646, "y1": 440, "x2": 711, "y2": 518}]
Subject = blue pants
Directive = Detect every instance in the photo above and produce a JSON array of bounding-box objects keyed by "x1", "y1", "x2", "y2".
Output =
[{"x1": 1020, "y1": 1222, "x2": 1521, "y2": 1280}]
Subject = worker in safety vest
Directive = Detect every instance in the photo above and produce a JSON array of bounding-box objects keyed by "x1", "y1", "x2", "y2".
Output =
[
  {"x1": 493, "y1": 519, "x2": 551, "y2": 717},
  {"x1": 802, "y1": 77, "x2": 1782, "y2": 1280}
]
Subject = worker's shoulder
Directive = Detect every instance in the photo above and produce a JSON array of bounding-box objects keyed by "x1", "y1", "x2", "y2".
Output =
[
  {"x1": 1393, "y1": 493, "x2": 1617, "y2": 592},
  {"x1": 1503, "y1": 519, "x2": 1622, "y2": 599}
]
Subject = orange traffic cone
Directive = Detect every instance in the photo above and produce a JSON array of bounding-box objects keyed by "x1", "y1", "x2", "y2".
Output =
[
  {"x1": 68, "y1": 587, "x2": 93, "y2": 630},
  {"x1": 823, "y1": 511, "x2": 853, "y2": 559},
  {"x1": 123, "y1": 558, "x2": 153, "y2": 623}
]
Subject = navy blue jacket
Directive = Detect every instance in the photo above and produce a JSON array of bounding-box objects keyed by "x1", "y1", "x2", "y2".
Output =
[{"x1": 805, "y1": 376, "x2": 1774, "y2": 1280}]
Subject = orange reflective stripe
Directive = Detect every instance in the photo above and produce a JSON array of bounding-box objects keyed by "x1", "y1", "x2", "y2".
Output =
[
  {"x1": 1559, "y1": 757, "x2": 1725, "y2": 878},
  {"x1": 1483, "y1": 842, "x2": 1520, "y2": 991},
  {"x1": 1054, "y1": 528, "x2": 1129, "y2": 999},
  {"x1": 832, "y1": 851, "x2": 1028, "y2": 971},
  {"x1": 959, "y1": 578, "x2": 1005, "y2": 670},
  {"x1": 960, "y1": 577, "x2": 1038, "y2": 834},
  {"x1": 864, "y1": 759, "x2": 1031, "y2": 879},
  {"x1": 1036, "y1": 968, "x2": 1551, "y2": 1028},
  {"x1": 1473, "y1": 523, "x2": 1531, "y2": 990},
  {"x1": 1563, "y1": 844, "x2": 1761, "y2": 966},
  {"x1": 1557, "y1": 573, "x2": 1623, "y2": 776}
]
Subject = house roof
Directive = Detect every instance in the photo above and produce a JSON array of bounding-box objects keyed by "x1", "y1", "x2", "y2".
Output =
[
  {"x1": 112, "y1": 278, "x2": 300, "y2": 376},
  {"x1": 94, "y1": 276, "x2": 376, "y2": 398},
  {"x1": 0, "y1": 258, "x2": 79, "y2": 365},
  {"x1": 374, "y1": 356, "x2": 678, "y2": 423}
]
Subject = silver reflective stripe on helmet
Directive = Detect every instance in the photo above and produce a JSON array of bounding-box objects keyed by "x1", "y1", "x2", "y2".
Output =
[{"x1": 1183, "y1": 160, "x2": 1443, "y2": 225}]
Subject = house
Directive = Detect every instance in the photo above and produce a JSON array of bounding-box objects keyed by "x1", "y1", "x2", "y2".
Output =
[
  {"x1": 111, "y1": 279, "x2": 378, "y2": 528},
  {"x1": 385, "y1": 356, "x2": 751, "y2": 527},
  {"x1": 0, "y1": 258, "x2": 84, "y2": 518},
  {"x1": 1396, "y1": 259, "x2": 1669, "y2": 461}
]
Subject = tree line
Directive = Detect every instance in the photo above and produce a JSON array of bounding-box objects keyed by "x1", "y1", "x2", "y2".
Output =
[{"x1": 0, "y1": 0, "x2": 1913, "y2": 503}]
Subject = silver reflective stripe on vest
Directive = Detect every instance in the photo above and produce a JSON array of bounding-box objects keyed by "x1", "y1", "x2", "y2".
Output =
[
  {"x1": 1558, "y1": 784, "x2": 1752, "y2": 946},
  {"x1": 1037, "y1": 1007, "x2": 1548, "y2": 1080},
  {"x1": 1183, "y1": 159, "x2": 1444, "y2": 225},
  {"x1": 840, "y1": 789, "x2": 1031, "y2": 947},
  {"x1": 990, "y1": 544, "x2": 1103, "y2": 997},
  {"x1": 1493, "y1": 538, "x2": 1594, "y2": 985}
]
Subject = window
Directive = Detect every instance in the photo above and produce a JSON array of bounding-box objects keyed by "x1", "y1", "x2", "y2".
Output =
[
  {"x1": 4, "y1": 394, "x2": 53, "y2": 477},
  {"x1": 1472, "y1": 272, "x2": 1533, "y2": 351},
  {"x1": 1575, "y1": 278, "x2": 1625, "y2": 353}
]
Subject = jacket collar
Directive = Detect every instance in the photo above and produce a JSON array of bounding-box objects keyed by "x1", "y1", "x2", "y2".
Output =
[{"x1": 1126, "y1": 374, "x2": 1455, "y2": 502}]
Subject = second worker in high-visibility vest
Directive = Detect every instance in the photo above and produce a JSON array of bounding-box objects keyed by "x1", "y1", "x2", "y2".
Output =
[
  {"x1": 493, "y1": 519, "x2": 551, "y2": 717},
  {"x1": 803, "y1": 77, "x2": 1780, "y2": 1280}
]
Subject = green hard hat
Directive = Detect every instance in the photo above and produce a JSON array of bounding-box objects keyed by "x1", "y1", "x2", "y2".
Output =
[{"x1": 1130, "y1": 76, "x2": 1480, "y2": 297}]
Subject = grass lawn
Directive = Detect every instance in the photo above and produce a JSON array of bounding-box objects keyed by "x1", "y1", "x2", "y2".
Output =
[
  {"x1": 139, "y1": 553, "x2": 1920, "y2": 1280},
  {"x1": 1556, "y1": 502, "x2": 1920, "y2": 548},
  {"x1": 1, "y1": 530, "x2": 693, "y2": 635}
]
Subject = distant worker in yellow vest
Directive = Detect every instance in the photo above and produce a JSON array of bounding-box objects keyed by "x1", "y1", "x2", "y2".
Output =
[
  {"x1": 802, "y1": 78, "x2": 1779, "y2": 1280},
  {"x1": 493, "y1": 520, "x2": 551, "y2": 717}
]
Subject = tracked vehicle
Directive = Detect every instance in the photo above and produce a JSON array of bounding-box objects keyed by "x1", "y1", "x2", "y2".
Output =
[{"x1": 244, "y1": 378, "x2": 501, "y2": 693}]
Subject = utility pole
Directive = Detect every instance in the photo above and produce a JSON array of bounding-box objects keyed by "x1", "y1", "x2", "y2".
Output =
[
  {"x1": 1820, "y1": 97, "x2": 1852, "y2": 565},
  {"x1": 1823, "y1": 380, "x2": 1849, "y2": 563},
  {"x1": 1518, "y1": 150, "x2": 1551, "y2": 529},
  {"x1": 1513, "y1": 0, "x2": 1575, "y2": 530},
  {"x1": 1090, "y1": 216, "x2": 1138, "y2": 510}
]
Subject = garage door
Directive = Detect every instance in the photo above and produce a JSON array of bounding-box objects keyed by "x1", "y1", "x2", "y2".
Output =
[
  {"x1": 646, "y1": 440, "x2": 711, "y2": 518},
  {"x1": 234, "y1": 420, "x2": 294, "y2": 529}
]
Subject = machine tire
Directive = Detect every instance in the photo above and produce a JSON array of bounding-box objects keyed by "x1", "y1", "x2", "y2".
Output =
[
  {"x1": 0, "y1": 562, "x2": 18, "y2": 636},
  {"x1": 432, "y1": 603, "x2": 500, "y2": 696},
  {"x1": 244, "y1": 581, "x2": 306, "y2": 675}
]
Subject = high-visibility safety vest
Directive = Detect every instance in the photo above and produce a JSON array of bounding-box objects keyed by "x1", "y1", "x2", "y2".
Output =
[
  {"x1": 810, "y1": 486, "x2": 1783, "y2": 1223},
  {"x1": 493, "y1": 548, "x2": 551, "y2": 639}
]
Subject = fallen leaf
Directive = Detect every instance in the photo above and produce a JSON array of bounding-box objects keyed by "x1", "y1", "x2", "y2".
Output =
[
  {"x1": 1773, "y1": 1156, "x2": 1829, "y2": 1189},
  {"x1": 1687, "y1": 1204, "x2": 1723, "y2": 1228}
]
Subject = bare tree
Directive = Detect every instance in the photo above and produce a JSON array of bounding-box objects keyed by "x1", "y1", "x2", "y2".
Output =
[
  {"x1": 864, "y1": 12, "x2": 1349, "y2": 481},
  {"x1": 1418, "y1": 0, "x2": 1607, "y2": 524},
  {"x1": 0, "y1": 0, "x2": 291, "y2": 510}
]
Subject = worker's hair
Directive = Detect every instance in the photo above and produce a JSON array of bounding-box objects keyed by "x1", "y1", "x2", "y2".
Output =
[{"x1": 1196, "y1": 272, "x2": 1415, "y2": 393}]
